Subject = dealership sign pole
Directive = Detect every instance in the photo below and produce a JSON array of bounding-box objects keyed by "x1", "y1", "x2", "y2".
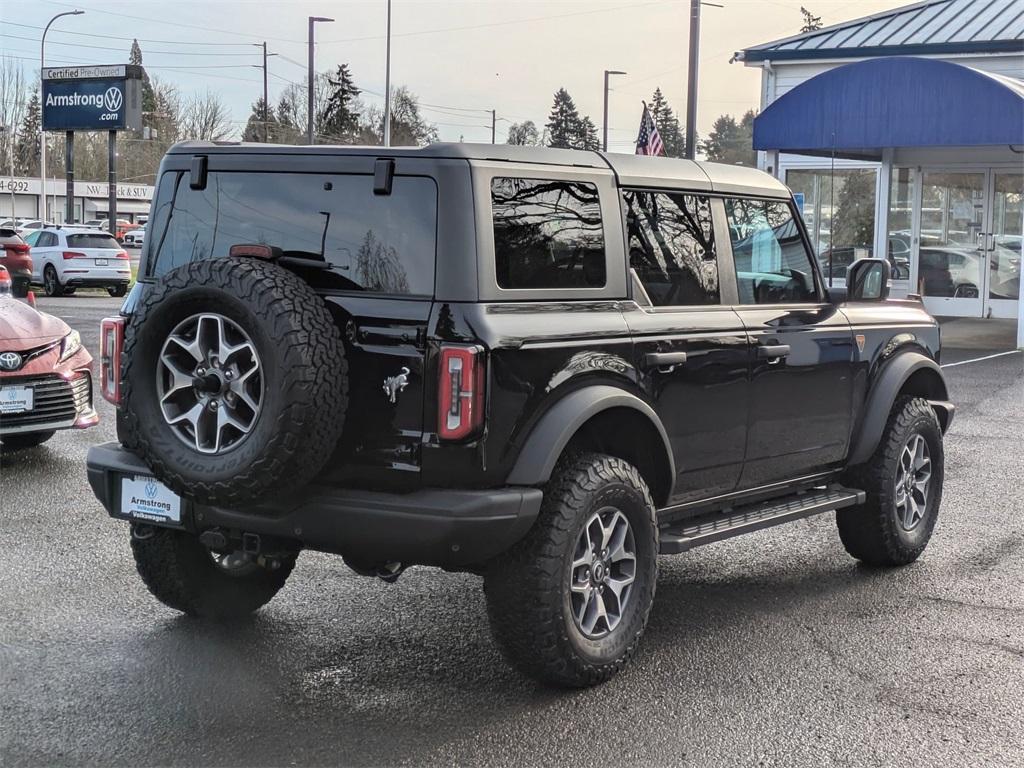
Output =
[{"x1": 41, "y1": 65, "x2": 143, "y2": 230}]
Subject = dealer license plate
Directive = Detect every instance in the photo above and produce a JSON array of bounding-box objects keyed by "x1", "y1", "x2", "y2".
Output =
[
  {"x1": 0, "y1": 386, "x2": 33, "y2": 414},
  {"x1": 95, "y1": 258, "x2": 108, "y2": 266},
  {"x1": 120, "y1": 476, "x2": 182, "y2": 525}
]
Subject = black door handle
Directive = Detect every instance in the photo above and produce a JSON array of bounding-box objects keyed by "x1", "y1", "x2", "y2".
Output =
[
  {"x1": 644, "y1": 351, "x2": 688, "y2": 372},
  {"x1": 757, "y1": 344, "x2": 791, "y2": 362}
]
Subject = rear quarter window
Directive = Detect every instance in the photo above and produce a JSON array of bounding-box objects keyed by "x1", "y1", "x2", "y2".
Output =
[
  {"x1": 491, "y1": 177, "x2": 605, "y2": 290},
  {"x1": 149, "y1": 171, "x2": 437, "y2": 296}
]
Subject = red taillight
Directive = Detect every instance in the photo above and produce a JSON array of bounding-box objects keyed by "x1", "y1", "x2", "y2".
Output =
[
  {"x1": 0, "y1": 266, "x2": 10, "y2": 295},
  {"x1": 437, "y1": 344, "x2": 485, "y2": 441},
  {"x1": 115, "y1": 251, "x2": 129, "y2": 260},
  {"x1": 3, "y1": 243, "x2": 29, "y2": 255},
  {"x1": 100, "y1": 316, "x2": 126, "y2": 405},
  {"x1": 63, "y1": 251, "x2": 87, "y2": 260}
]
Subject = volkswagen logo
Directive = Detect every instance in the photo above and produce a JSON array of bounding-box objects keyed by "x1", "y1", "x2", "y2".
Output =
[
  {"x1": 0, "y1": 351, "x2": 23, "y2": 371},
  {"x1": 103, "y1": 86, "x2": 123, "y2": 112},
  {"x1": 145, "y1": 480, "x2": 158, "y2": 499}
]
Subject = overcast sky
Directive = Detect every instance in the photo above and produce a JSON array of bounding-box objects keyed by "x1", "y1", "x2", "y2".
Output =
[{"x1": 4, "y1": 0, "x2": 908, "y2": 149}]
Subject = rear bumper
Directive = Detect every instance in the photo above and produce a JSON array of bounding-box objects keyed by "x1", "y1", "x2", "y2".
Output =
[
  {"x1": 86, "y1": 442, "x2": 543, "y2": 568},
  {"x1": 62, "y1": 276, "x2": 131, "y2": 288}
]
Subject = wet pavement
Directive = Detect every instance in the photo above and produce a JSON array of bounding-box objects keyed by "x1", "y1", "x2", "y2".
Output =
[{"x1": 1, "y1": 296, "x2": 1022, "y2": 767}]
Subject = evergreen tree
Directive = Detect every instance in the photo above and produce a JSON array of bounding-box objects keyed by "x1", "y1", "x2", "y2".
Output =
[
  {"x1": 242, "y1": 97, "x2": 278, "y2": 142},
  {"x1": 130, "y1": 39, "x2": 157, "y2": 126},
  {"x1": 545, "y1": 88, "x2": 581, "y2": 149},
  {"x1": 15, "y1": 92, "x2": 40, "y2": 176},
  {"x1": 579, "y1": 115, "x2": 600, "y2": 151},
  {"x1": 700, "y1": 109, "x2": 756, "y2": 166},
  {"x1": 320, "y1": 64, "x2": 361, "y2": 143},
  {"x1": 275, "y1": 92, "x2": 301, "y2": 144},
  {"x1": 799, "y1": 7, "x2": 823, "y2": 33},
  {"x1": 648, "y1": 88, "x2": 685, "y2": 158}
]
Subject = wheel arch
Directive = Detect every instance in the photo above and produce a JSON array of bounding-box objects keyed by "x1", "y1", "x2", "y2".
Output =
[
  {"x1": 506, "y1": 385, "x2": 675, "y2": 507},
  {"x1": 849, "y1": 352, "x2": 950, "y2": 465}
]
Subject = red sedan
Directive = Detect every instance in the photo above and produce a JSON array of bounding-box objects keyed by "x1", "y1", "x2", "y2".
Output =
[{"x1": 0, "y1": 266, "x2": 98, "y2": 449}]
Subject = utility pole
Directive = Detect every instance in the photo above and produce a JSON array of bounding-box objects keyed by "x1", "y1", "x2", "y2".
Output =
[
  {"x1": 40, "y1": 10, "x2": 85, "y2": 222},
  {"x1": 383, "y1": 0, "x2": 392, "y2": 147},
  {"x1": 307, "y1": 16, "x2": 334, "y2": 144},
  {"x1": 491, "y1": 110, "x2": 496, "y2": 144},
  {"x1": 602, "y1": 69, "x2": 626, "y2": 152},
  {"x1": 685, "y1": 1, "x2": 722, "y2": 159},
  {"x1": 253, "y1": 42, "x2": 277, "y2": 142}
]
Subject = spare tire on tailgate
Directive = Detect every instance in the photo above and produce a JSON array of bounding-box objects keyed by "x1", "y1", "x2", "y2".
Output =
[{"x1": 122, "y1": 257, "x2": 348, "y2": 506}]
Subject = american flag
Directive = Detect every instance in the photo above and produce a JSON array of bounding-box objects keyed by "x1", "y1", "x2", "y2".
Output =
[{"x1": 635, "y1": 104, "x2": 664, "y2": 156}]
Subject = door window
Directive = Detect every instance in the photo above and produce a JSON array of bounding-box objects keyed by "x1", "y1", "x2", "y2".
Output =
[
  {"x1": 491, "y1": 177, "x2": 605, "y2": 289},
  {"x1": 725, "y1": 198, "x2": 819, "y2": 304},
  {"x1": 23, "y1": 231, "x2": 41, "y2": 246},
  {"x1": 919, "y1": 172, "x2": 985, "y2": 299},
  {"x1": 622, "y1": 189, "x2": 718, "y2": 306}
]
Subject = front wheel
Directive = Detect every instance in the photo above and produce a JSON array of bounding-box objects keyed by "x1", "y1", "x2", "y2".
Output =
[
  {"x1": 484, "y1": 453, "x2": 658, "y2": 687},
  {"x1": 838, "y1": 396, "x2": 944, "y2": 566},
  {"x1": 130, "y1": 525, "x2": 295, "y2": 619}
]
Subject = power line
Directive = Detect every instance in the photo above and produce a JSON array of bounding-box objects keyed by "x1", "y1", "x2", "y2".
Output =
[
  {"x1": 1, "y1": 32, "x2": 259, "y2": 57},
  {"x1": 1, "y1": 19, "x2": 254, "y2": 46}
]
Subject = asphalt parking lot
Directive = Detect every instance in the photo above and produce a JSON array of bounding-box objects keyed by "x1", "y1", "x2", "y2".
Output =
[{"x1": 2, "y1": 296, "x2": 1022, "y2": 767}]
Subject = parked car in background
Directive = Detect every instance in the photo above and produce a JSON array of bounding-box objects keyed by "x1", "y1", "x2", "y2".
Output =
[
  {"x1": 0, "y1": 265, "x2": 97, "y2": 450},
  {"x1": 83, "y1": 219, "x2": 106, "y2": 229},
  {"x1": 111, "y1": 219, "x2": 139, "y2": 242},
  {"x1": 15, "y1": 220, "x2": 52, "y2": 235},
  {"x1": 0, "y1": 228, "x2": 32, "y2": 298},
  {"x1": 123, "y1": 224, "x2": 146, "y2": 247},
  {"x1": 25, "y1": 227, "x2": 131, "y2": 297}
]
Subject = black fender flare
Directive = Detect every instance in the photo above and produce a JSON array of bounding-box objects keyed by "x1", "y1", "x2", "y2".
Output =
[
  {"x1": 848, "y1": 352, "x2": 949, "y2": 465},
  {"x1": 506, "y1": 385, "x2": 675, "y2": 493}
]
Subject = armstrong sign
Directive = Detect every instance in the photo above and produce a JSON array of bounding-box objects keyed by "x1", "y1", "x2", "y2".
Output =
[{"x1": 41, "y1": 64, "x2": 143, "y2": 132}]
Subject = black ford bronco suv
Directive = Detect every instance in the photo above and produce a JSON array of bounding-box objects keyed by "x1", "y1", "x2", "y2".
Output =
[{"x1": 87, "y1": 142, "x2": 953, "y2": 687}]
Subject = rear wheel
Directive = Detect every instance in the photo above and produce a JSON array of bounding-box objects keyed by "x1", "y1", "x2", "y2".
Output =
[
  {"x1": 485, "y1": 453, "x2": 658, "y2": 687},
  {"x1": 1, "y1": 431, "x2": 56, "y2": 450},
  {"x1": 838, "y1": 396, "x2": 944, "y2": 566},
  {"x1": 130, "y1": 525, "x2": 295, "y2": 619},
  {"x1": 43, "y1": 265, "x2": 62, "y2": 297},
  {"x1": 108, "y1": 285, "x2": 128, "y2": 298}
]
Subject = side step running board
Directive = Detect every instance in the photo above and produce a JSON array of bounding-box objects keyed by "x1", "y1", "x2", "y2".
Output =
[{"x1": 659, "y1": 486, "x2": 865, "y2": 555}]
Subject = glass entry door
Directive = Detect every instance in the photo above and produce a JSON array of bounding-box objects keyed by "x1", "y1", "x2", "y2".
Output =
[
  {"x1": 917, "y1": 171, "x2": 987, "y2": 317},
  {"x1": 987, "y1": 172, "x2": 1022, "y2": 319}
]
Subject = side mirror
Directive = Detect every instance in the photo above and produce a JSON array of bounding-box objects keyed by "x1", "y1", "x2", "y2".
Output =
[{"x1": 847, "y1": 258, "x2": 889, "y2": 301}]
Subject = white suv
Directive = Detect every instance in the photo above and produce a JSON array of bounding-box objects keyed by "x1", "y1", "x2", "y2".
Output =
[{"x1": 25, "y1": 227, "x2": 131, "y2": 297}]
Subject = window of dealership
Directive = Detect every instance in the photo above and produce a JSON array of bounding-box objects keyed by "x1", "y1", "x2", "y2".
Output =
[{"x1": 736, "y1": 0, "x2": 1024, "y2": 345}]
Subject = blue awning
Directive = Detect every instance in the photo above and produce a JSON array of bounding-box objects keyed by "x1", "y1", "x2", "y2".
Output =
[{"x1": 753, "y1": 57, "x2": 1024, "y2": 159}]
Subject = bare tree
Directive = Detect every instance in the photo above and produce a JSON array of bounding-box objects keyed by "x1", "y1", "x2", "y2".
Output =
[
  {"x1": 180, "y1": 90, "x2": 234, "y2": 142},
  {"x1": 0, "y1": 56, "x2": 30, "y2": 175}
]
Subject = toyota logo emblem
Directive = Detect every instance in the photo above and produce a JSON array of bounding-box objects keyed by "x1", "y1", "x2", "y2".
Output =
[
  {"x1": 104, "y1": 86, "x2": 123, "y2": 112},
  {"x1": 0, "y1": 351, "x2": 23, "y2": 371}
]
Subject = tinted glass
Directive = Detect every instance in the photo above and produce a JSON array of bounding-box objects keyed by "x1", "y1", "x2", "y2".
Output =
[
  {"x1": 23, "y1": 232, "x2": 40, "y2": 246},
  {"x1": 623, "y1": 190, "x2": 718, "y2": 306},
  {"x1": 491, "y1": 177, "x2": 605, "y2": 289},
  {"x1": 67, "y1": 233, "x2": 120, "y2": 249},
  {"x1": 152, "y1": 172, "x2": 437, "y2": 296},
  {"x1": 725, "y1": 198, "x2": 818, "y2": 304}
]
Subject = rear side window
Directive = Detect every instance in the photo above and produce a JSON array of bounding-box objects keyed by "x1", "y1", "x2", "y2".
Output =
[
  {"x1": 151, "y1": 172, "x2": 437, "y2": 296},
  {"x1": 67, "y1": 233, "x2": 120, "y2": 249},
  {"x1": 623, "y1": 190, "x2": 718, "y2": 306},
  {"x1": 724, "y1": 198, "x2": 819, "y2": 304},
  {"x1": 491, "y1": 177, "x2": 605, "y2": 290}
]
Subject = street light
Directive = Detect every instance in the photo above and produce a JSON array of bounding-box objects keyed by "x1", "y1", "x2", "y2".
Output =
[
  {"x1": 383, "y1": 0, "x2": 392, "y2": 147},
  {"x1": 602, "y1": 70, "x2": 626, "y2": 152},
  {"x1": 252, "y1": 42, "x2": 278, "y2": 142},
  {"x1": 41, "y1": 9, "x2": 84, "y2": 222},
  {"x1": 307, "y1": 16, "x2": 334, "y2": 144}
]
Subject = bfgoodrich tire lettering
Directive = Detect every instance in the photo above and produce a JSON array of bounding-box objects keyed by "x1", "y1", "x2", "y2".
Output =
[
  {"x1": 484, "y1": 453, "x2": 658, "y2": 687},
  {"x1": 122, "y1": 257, "x2": 348, "y2": 506},
  {"x1": 838, "y1": 396, "x2": 944, "y2": 566}
]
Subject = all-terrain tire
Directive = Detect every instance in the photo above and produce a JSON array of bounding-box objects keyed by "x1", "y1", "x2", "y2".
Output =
[
  {"x1": 122, "y1": 257, "x2": 348, "y2": 506},
  {"x1": 0, "y1": 430, "x2": 56, "y2": 450},
  {"x1": 838, "y1": 396, "x2": 944, "y2": 566},
  {"x1": 484, "y1": 453, "x2": 658, "y2": 687},
  {"x1": 130, "y1": 525, "x2": 294, "y2": 618}
]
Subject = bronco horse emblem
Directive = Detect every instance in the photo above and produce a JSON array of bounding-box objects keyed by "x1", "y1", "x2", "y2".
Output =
[{"x1": 382, "y1": 367, "x2": 411, "y2": 404}]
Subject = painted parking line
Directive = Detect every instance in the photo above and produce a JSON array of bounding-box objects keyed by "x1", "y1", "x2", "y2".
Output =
[{"x1": 941, "y1": 350, "x2": 1022, "y2": 368}]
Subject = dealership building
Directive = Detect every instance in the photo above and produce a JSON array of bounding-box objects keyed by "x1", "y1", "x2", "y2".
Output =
[
  {"x1": 0, "y1": 177, "x2": 153, "y2": 225},
  {"x1": 736, "y1": 0, "x2": 1024, "y2": 345}
]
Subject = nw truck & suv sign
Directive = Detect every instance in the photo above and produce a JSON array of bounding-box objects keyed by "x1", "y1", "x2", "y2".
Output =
[{"x1": 41, "y1": 65, "x2": 143, "y2": 132}]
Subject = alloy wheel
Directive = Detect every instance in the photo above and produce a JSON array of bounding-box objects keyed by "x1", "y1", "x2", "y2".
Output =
[
  {"x1": 569, "y1": 507, "x2": 637, "y2": 639},
  {"x1": 895, "y1": 432, "x2": 931, "y2": 531},
  {"x1": 156, "y1": 313, "x2": 263, "y2": 454}
]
